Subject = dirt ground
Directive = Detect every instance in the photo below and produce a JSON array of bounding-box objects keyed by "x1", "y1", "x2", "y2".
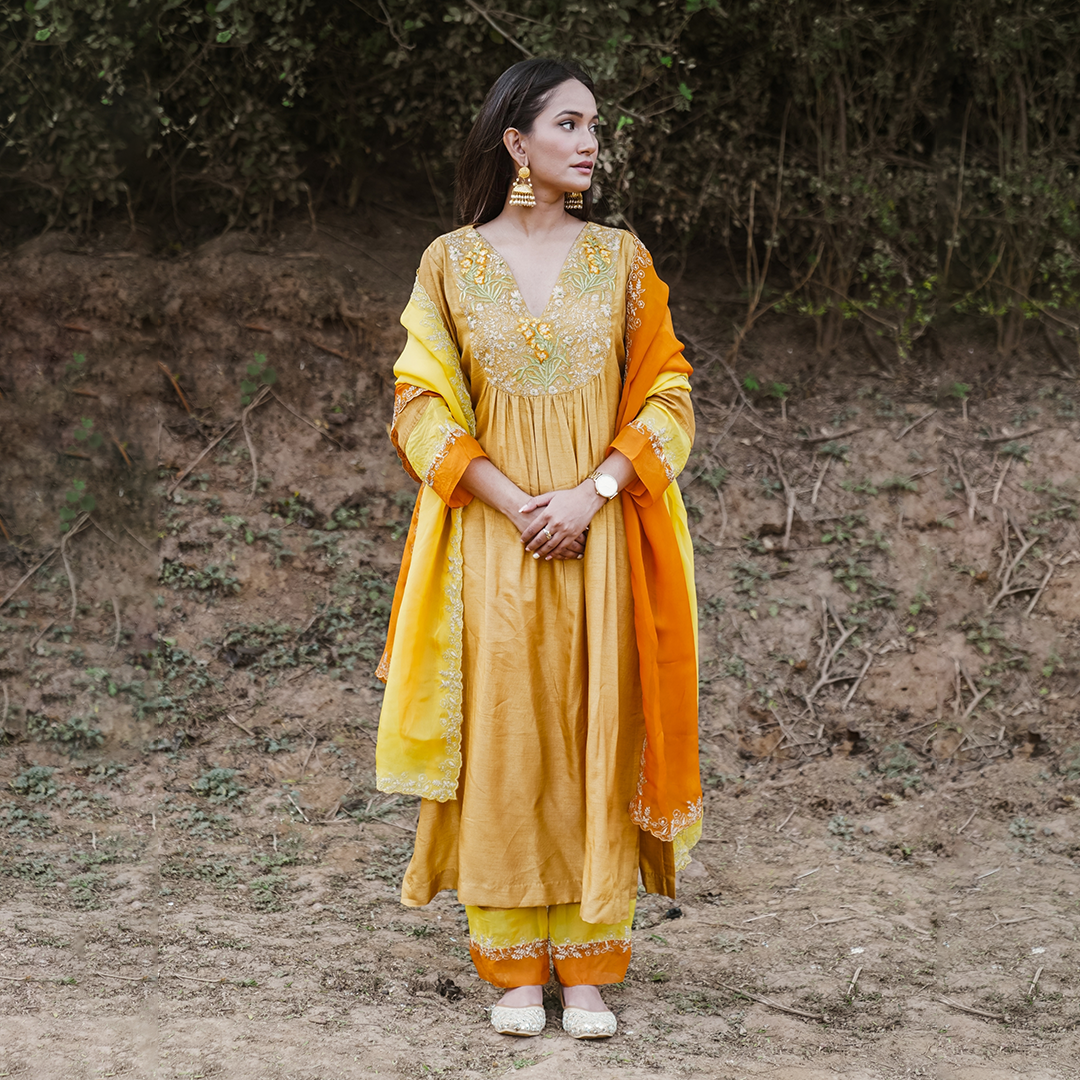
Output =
[{"x1": 1, "y1": 209, "x2": 1078, "y2": 1079}]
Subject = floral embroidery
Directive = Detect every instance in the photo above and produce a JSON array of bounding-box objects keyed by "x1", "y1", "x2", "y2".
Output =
[
  {"x1": 469, "y1": 936, "x2": 549, "y2": 962},
  {"x1": 550, "y1": 936, "x2": 632, "y2": 961},
  {"x1": 392, "y1": 382, "x2": 430, "y2": 426},
  {"x1": 629, "y1": 413, "x2": 677, "y2": 484},
  {"x1": 446, "y1": 224, "x2": 621, "y2": 397},
  {"x1": 423, "y1": 420, "x2": 467, "y2": 488},
  {"x1": 623, "y1": 237, "x2": 650, "y2": 379},
  {"x1": 628, "y1": 736, "x2": 704, "y2": 848}
]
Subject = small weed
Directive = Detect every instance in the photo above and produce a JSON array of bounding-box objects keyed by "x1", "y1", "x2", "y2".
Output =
[
  {"x1": 759, "y1": 476, "x2": 782, "y2": 499},
  {"x1": 60, "y1": 480, "x2": 95, "y2": 531},
  {"x1": 908, "y1": 589, "x2": 932, "y2": 616},
  {"x1": 159, "y1": 559, "x2": 240, "y2": 597},
  {"x1": 817, "y1": 441, "x2": 850, "y2": 461},
  {"x1": 699, "y1": 466, "x2": 730, "y2": 491},
  {"x1": 191, "y1": 768, "x2": 247, "y2": 803},
  {"x1": 269, "y1": 493, "x2": 317, "y2": 528},
  {"x1": 827, "y1": 815, "x2": 855, "y2": 840},
  {"x1": 325, "y1": 505, "x2": 369, "y2": 530},
  {"x1": 948, "y1": 382, "x2": 971, "y2": 402},
  {"x1": 1008, "y1": 816, "x2": 1035, "y2": 843},
  {"x1": 65, "y1": 351, "x2": 87, "y2": 377},
  {"x1": 876, "y1": 742, "x2": 921, "y2": 789},
  {"x1": 841, "y1": 478, "x2": 879, "y2": 496},
  {"x1": 10, "y1": 766, "x2": 59, "y2": 801},
  {"x1": 241, "y1": 352, "x2": 277, "y2": 405},
  {"x1": 821, "y1": 512, "x2": 867, "y2": 545},
  {"x1": 72, "y1": 416, "x2": 103, "y2": 450},
  {"x1": 27, "y1": 714, "x2": 104, "y2": 751},
  {"x1": 999, "y1": 441, "x2": 1031, "y2": 462},
  {"x1": 879, "y1": 475, "x2": 919, "y2": 493},
  {"x1": 964, "y1": 619, "x2": 1007, "y2": 656}
]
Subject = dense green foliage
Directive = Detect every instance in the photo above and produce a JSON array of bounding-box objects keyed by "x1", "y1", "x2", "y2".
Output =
[{"x1": 2, "y1": 0, "x2": 1078, "y2": 356}]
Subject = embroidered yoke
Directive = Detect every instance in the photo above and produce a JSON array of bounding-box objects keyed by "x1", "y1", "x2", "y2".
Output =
[{"x1": 379, "y1": 224, "x2": 698, "y2": 927}]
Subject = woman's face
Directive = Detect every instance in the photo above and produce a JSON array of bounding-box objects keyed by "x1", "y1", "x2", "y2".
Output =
[{"x1": 510, "y1": 79, "x2": 599, "y2": 196}]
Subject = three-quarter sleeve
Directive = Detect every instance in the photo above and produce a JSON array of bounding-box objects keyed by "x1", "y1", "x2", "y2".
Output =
[{"x1": 611, "y1": 374, "x2": 694, "y2": 506}]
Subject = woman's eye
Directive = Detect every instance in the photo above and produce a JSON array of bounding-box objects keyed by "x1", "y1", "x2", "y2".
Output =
[{"x1": 560, "y1": 121, "x2": 574, "y2": 130}]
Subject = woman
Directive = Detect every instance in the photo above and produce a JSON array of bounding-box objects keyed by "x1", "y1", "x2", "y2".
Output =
[{"x1": 375, "y1": 57, "x2": 701, "y2": 1039}]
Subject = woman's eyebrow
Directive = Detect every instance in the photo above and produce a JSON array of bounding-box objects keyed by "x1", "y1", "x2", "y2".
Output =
[{"x1": 554, "y1": 109, "x2": 599, "y2": 121}]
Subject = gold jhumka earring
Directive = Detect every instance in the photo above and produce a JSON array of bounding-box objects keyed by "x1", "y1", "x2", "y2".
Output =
[
  {"x1": 509, "y1": 166, "x2": 535, "y2": 208},
  {"x1": 564, "y1": 190, "x2": 584, "y2": 211}
]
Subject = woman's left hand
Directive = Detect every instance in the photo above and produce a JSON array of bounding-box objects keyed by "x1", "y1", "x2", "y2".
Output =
[{"x1": 519, "y1": 483, "x2": 605, "y2": 560}]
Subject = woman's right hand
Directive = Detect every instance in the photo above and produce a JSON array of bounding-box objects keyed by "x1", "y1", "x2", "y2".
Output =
[{"x1": 509, "y1": 502, "x2": 586, "y2": 560}]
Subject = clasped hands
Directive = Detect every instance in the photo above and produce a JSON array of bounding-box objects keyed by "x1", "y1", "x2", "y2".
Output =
[{"x1": 512, "y1": 481, "x2": 606, "y2": 561}]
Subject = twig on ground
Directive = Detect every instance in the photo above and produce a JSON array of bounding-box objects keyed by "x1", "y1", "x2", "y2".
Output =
[
  {"x1": 91, "y1": 971, "x2": 148, "y2": 982},
  {"x1": 802, "y1": 914, "x2": 855, "y2": 931},
  {"x1": 841, "y1": 649, "x2": 876, "y2": 711},
  {"x1": 122, "y1": 526, "x2": 155, "y2": 554},
  {"x1": 1028, "y1": 967, "x2": 1043, "y2": 999},
  {"x1": 157, "y1": 362, "x2": 192, "y2": 415},
  {"x1": 287, "y1": 793, "x2": 310, "y2": 823},
  {"x1": 776, "y1": 807, "x2": 796, "y2": 832},
  {"x1": 163, "y1": 973, "x2": 227, "y2": 985},
  {"x1": 167, "y1": 385, "x2": 271, "y2": 496},
  {"x1": 806, "y1": 607, "x2": 857, "y2": 705},
  {"x1": 988, "y1": 535, "x2": 1038, "y2": 612},
  {"x1": 896, "y1": 410, "x2": 936, "y2": 441},
  {"x1": 960, "y1": 688, "x2": 992, "y2": 721},
  {"x1": 743, "y1": 912, "x2": 778, "y2": 923},
  {"x1": 1023, "y1": 559, "x2": 1057, "y2": 617},
  {"x1": 992, "y1": 457, "x2": 1011, "y2": 505},
  {"x1": 938, "y1": 998, "x2": 1008, "y2": 1022},
  {"x1": 269, "y1": 390, "x2": 345, "y2": 449},
  {"x1": 110, "y1": 433, "x2": 133, "y2": 467},
  {"x1": 801, "y1": 427, "x2": 862, "y2": 446},
  {"x1": 717, "y1": 488, "x2": 728, "y2": 542},
  {"x1": 719, "y1": 983, "x2": 826, "y2": 1022},
  {"x1": 241, "y1": 404, "x2": 260, "y2": 498},
  {"x1": 29, "y1": 621, "x2": 54, "y2": 652},
  {"x1": 0, "y1": 548, "x2": 58, "y2": 609},
  {"x1": 59, "y1": 513, "x2": 90, "y2": 621},
  {"x1": 227, "y1": 712, "x2": 256, "y2": 738},
  {"x1": 0, "y1": 974, "x2": 35, "y2": 981},
  {"x1": 88, "y1": 517, "x2": 120, "y2": 546},
  {"x1": 287, "y1": 664, "x2": 317, "y2": 683},
  {"x1": 793, "y1": 867, "x2": 820, "y2": 880},
  {"x1": 952, "y1": 451, "x2": 977, "y2": 521},
  {"x1": 957, "y1": 809, "x2": 977, "y2": 834},
  {"x1": 847, "y1": 967, "x2": 862, "y2": 998},
  {"x1": 811, "y1": 457, "x2": 830, "y2": 505},
  {"x1": 300, "y1": 334, "x2": 353, "y2": 363},
  {"x1": 983, "y1": 427, "x2": 1043, "y2": 446},
  {"x1": 771, "y1": 449, "x2": 796, "y2": 550},
  {"x1": 299, "y1": 736, "x2": 318, "y2": 777},
  {"x1": 111, "y1": 597, "x2": 121, "y2": 652}
]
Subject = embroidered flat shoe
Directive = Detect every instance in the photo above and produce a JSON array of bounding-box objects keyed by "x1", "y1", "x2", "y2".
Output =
[
  {"x1": 490, "y1": 1004, "x2": 546, "y2": 1037},
  {"x1": 558, "y1": 986, "x2": 617, "y2": 1039}
]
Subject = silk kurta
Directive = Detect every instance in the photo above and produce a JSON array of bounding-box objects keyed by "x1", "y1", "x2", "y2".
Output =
[{"x1": 376, "y1": 223, "x2": 701, "y2": 926}]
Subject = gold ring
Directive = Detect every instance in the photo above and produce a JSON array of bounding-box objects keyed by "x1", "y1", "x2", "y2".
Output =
[{"x1": 543, "y1": 528, "x2": 553, "y2": 540}]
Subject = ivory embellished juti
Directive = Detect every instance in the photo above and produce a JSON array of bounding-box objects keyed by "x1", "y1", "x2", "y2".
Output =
[{"x1": 376, "y1": 223, "x2": 701, "y2": 986}]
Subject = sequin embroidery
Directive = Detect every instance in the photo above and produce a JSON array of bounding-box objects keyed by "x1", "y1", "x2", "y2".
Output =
[{"x1": 446, "y1": 224, "x2": 622, "y2": 397}]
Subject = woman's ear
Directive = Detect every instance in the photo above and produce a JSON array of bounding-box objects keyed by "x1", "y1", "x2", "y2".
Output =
[{"x1": 502, "y1": 127, "x2": 528, "y2": 169}]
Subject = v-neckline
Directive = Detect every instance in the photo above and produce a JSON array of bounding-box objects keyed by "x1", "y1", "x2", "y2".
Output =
[{"x1": 471, "y1": 224, "x2": 589, "y2": 320}]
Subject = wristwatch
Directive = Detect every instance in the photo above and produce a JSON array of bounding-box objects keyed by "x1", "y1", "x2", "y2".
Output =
[{"x1": 589, "y1": 468, "x2": 619, "y2": 500}]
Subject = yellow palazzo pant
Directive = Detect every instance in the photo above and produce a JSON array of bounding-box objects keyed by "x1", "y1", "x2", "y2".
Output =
[{"x1": 466, "y1": 901, "x2": 636, "y2": 987}]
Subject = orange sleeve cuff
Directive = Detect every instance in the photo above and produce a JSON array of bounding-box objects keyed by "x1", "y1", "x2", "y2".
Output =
[
  {"x1": 611, "y1": 424, "x2": 668, "y2": 508},
  {"x1": 430, "y1": 433, "x2": 487, "y2": 508}
]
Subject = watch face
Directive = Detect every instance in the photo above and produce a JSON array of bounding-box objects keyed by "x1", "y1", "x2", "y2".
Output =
[{"x1": 595, "y1": 473, "x2": 618, "y2": 499}]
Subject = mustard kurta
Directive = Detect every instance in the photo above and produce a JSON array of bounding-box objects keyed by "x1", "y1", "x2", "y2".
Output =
[{"x1": 379, "y1": 224, "x2": 698, "y2": 926}]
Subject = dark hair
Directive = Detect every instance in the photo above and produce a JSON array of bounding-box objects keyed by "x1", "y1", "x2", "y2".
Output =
[{"x1": 455, "y1": 58, "x2": 596, "y2": 226}]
